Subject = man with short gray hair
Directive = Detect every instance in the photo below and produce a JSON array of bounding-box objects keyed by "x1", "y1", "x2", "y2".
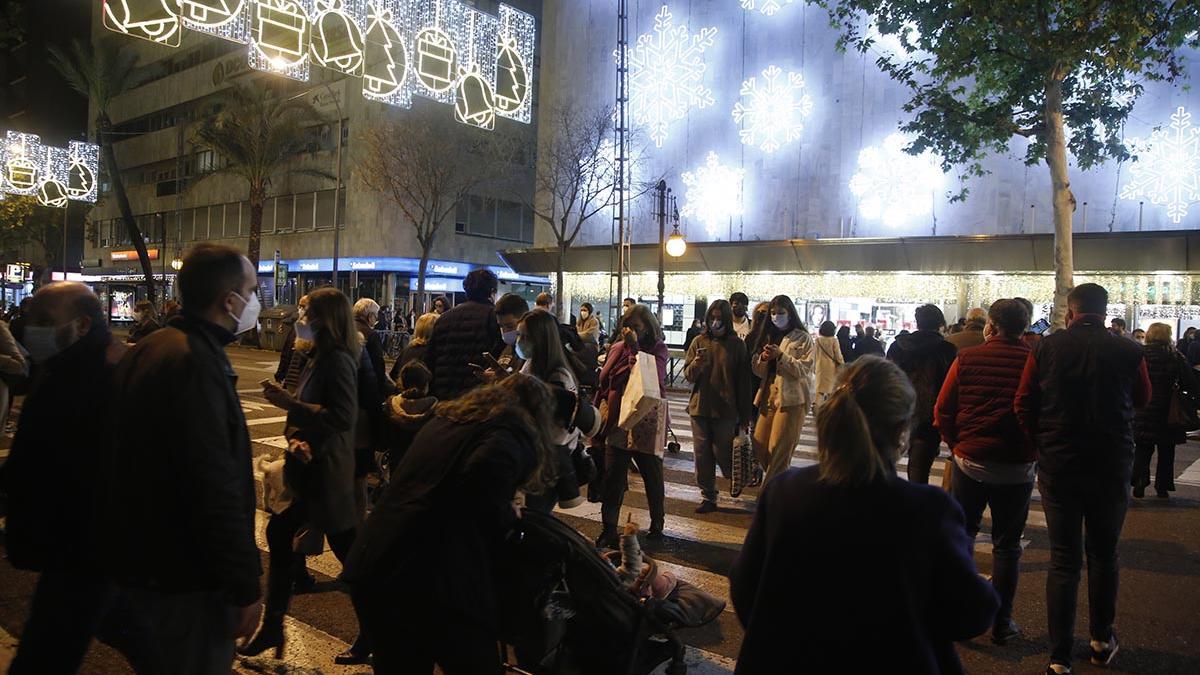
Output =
[{"x1": 948, "y1": 307, "x2": 988, "y2": 351}]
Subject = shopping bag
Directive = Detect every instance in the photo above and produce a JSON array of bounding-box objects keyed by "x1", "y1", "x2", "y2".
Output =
[
  {"x1": 730, "y1": 433, "x2": 754, "y2": 498},
  {"x1": 619, "y1": 352, "x2": 662, "y2": 430}
]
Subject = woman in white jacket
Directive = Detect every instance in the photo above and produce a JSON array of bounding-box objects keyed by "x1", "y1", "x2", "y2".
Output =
[
  {"x1": 751, "y1": 295, "x2": 814, "y2": 485},
  {"x1": 812, "y1": 320, "x2": 844, "y2": 406}
]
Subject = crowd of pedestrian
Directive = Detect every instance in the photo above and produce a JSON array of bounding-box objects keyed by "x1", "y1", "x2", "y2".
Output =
[{"x1": 0, "y1": 256, "x2": 1193, "y2": 674}]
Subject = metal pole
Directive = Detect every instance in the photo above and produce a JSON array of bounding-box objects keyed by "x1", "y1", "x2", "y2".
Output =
[
  {"x1": 62, "y1": 205, "x2": 69, "y2": 277},
  {"x1": 656, "y1": 180, "x2": 667, "y2": 324},
  {"x1": 331, "y1": 92, "x2": 343, "y2": 290}
]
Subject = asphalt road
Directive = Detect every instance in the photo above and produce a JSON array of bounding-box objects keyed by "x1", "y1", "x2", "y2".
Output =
[{"x1": 1, "y1": 343, "x2": 1199, "y2": 674}]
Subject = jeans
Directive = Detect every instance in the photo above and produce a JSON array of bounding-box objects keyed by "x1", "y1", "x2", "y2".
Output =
[
  {"x1": 1132, "y1": 442, "x2": 1176, "y2": 491},
  {"x1": 951, "y1": 470, "x2": 1033, "y2": 624},
  {"x1": 9, "y1": 571, "x2": 114, "y2": 675},
  {"x1": 691, "y1": 416, "x2": 737, "y2": 503},
  {"x1": 1038, "y1": 476, "x2": 1129, "y2": 665},
  {"x1": 754, "y1": 405, "x2": 806, "y2": 487},
  {"x1": 103, "y1": 588, "x2": 237, "y2": 675},
  {"x1": 905, "y1": 426, "x2": 942, "y2": 484},
  {"x1": 601, "y1": 446, "x2": 665, "y2": 531}
]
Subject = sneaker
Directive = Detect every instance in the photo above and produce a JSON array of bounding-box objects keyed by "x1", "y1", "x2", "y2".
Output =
[
  {"x1": 695, "y1": 500, "x2": 718, "y2": 514},
  {"x1": 991, "y1": 619, "x2": 1021, "y2": 645},
  {"x1": 1044, "y1": 664, "x2": 1072, "y2": 675},
  {"x1": 594, "y1": 527, "x2": 619, "y2": 550},
  {"x1": 645, "y1": 527, "x2": 664, "y2": 542},
  {"x1": 1090, "y1": 631, "x2": 1119, "y2": 666}
]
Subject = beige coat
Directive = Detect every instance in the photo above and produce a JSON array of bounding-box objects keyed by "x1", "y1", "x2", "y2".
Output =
[
  {"x1": 752, "y1": 328, "x2": 814, "y2": 409},
  {"x1": 813, "y1": 335, "x2": 844, "y2": 395}
]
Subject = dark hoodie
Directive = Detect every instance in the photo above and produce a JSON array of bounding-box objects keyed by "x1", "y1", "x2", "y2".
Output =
[
  {"x1": 886, "y1": 329, "x2": 958, "y2": 432},
  {"x1": 382, "y1": 391, "x2": 438, "y2": 476}
]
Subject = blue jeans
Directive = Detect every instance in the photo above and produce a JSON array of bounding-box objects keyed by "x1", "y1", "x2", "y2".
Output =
[
  {"x1": 1038, "y1": 475, "x2": 1129, "y2": 665},
  {"x1": 950, "y1": 469, "x2": 1033, "y2": 624}
]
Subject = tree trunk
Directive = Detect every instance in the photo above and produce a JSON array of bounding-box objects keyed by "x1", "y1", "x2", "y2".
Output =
[
  {"x1": 1044, "y1": 77, "x2": 1075, "y2": 331},
  {"x1": 248, "y1": 187, "x2": 265, "y2": 269},
  {"x1": 555, "y1": 241, "x2": 566, "y2": 322},
  {"x1": 417, "y1": 247, "x2": 429, "y2": 314},
  {"x1": 100, "y1": 114, "x2": 156, "y2": 303}
]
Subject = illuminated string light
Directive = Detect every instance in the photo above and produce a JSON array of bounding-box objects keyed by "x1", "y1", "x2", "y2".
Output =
[
  {"x1": 623, "y1": 5, "x2": 718, "y2": 148},
  {"x1": 681, "y1": 151, "x2": 744, "y2": 238},
  {"x1": 250, "y1": 0, "x2": 313, "y2": 81},
  {"x1": 452, "y1": 7, "x2": 498, "y2": 130},
  {"x1": 732, "y1": 65, "x2": 812, "y2": 153},
  {"x1": 494, "y1": 4, "x2": 535, "y2": 123},
  {"x1": 2, "y1": 132, "x2": 44, "y2": 196},
  {"x1": 849, "y1": 133, "x2": 946, "y2": 228},
  {"x1": 102, "y1": 0, "x2": 182, "y2": 47},
  {"x1": 362, "y1": 0, "x2": 413, "y2": 108},
  {"x1": 310, "y1": 0, "x2": 366, "y2": 76},
  {"x1": 738, "y1": 1, "x2": 795, "y2": 17},
  {"x1": 177, "y1": 0, "x2": 251, "y2": 44},
  {"x1": 67, "y1": 140, "x2": 100, "y2": 203},
  {"x1": 1120, "y1": 106, "x2": 1200, "y2": 224},
  {"x1": 0, "y1": 132, "x2": 98, "y2": 207},
  {"x1": 37, "y1": 146, "x2": 70, "y2": 208}
]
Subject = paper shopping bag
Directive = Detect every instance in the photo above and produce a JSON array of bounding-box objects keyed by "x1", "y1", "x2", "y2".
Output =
[{"x1": 619, "y1": 352, "x2": 663, "y2": 430}]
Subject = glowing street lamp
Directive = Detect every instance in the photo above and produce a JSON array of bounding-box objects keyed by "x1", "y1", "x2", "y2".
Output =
[
  {"x1": 170, "y1": 256, "x2": 183, "y2": 271},
  {"x1": 666, "y1": 226, "x2": 687, "y2": 258}
]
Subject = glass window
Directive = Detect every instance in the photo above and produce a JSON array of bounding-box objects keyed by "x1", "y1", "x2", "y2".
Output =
[
  {"x1": 275, "y1": 195, "x2": 295, "y2": 232},
  {"x1": 469, "y1": 195, "x2": 494, "y2": 237},
  {"x1": 496, "y1": 199, "x2": 521, "y2": 241},
  {"x1": 295, "y1": 192, "x2": 315, "y2": 230},
  {"x1": 315, "y1": 189, "x2": 335, "y2": 228}
]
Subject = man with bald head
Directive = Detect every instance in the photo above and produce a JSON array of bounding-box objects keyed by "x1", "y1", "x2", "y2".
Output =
[
  {"x1": 948, "y1": 307, "x2": 989, "y2": 351},
  {"x1": 3, "y1": 282, "x2": 125, "y2": 674}
]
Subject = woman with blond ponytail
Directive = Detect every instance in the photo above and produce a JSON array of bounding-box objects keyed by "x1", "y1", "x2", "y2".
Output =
[{"x1": 730, "y1": 357, "x2": 999, "y2": 674}]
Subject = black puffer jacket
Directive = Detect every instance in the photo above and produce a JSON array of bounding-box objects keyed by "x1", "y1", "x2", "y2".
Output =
[
  {"x1": 426, "y1": 300, "x2": 503, "y2": 400},
  {"x1": 1134, "y1": 342, "x2": 1197, "y2": 445},
  {"x1": 887, "y1": 330, "x2": 957, "y2": 433}
]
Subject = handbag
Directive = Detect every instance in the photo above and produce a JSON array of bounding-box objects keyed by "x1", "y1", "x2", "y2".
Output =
[
  {"x1": 1167, "y1": 385, "x2": 1200, "y2": 431},
  {"x1": 618, "y1": 352, "x2": 663, "y2": 430}
]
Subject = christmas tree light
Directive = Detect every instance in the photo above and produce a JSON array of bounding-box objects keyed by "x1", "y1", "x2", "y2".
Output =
[
  {"x1": 67, "y1": 140, "x2": 100, "y2": 203},
  {"x1": 494, "y1": 3, "x2": 535, "y2": 123},
  {"x1": 362, "y1": 0, "x2": 413, "y2": 108},
  {"x1": 1120, "y1": 106, "x2": 1199, "y2": 224}
]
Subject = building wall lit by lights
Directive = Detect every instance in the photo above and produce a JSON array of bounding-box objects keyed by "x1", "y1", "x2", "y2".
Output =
[
  {"x1": 82, "y1": 0, "x2": 545, "y2": 310},
  {"x1": 535, "y1": 1, "x2": 1200, "y2": 246}
]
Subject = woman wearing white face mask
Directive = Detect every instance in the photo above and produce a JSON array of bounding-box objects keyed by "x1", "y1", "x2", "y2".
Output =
[
  {"x1": 752, "y1": 295, "x2": 815, "y2": 487},
  {"x1": 685, "y1": 299, "x2": 753, "y2": 513}
]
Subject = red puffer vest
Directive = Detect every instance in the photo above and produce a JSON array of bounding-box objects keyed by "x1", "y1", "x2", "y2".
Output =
[{"x1": 952, "y1": 337, "x2": 1035, "y2": 463}]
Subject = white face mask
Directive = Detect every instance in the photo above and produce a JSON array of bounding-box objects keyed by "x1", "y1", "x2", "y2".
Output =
[
  {"x1": 579, "y1": 311, "x2": 589, "y2": 319},
  {"x1": 229, "y1": 291, "x2": 261, "y2": 335},
  {"x1": 772, "y1": 314, "x2": 790, "y2": 330},
  {"x1": 294, "y1": 318, "x2": 315, "y2": 342}
]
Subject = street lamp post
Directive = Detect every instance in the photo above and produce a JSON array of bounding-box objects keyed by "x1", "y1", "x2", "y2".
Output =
[{"x1": 656, "y1": 181, "x2": 686, "y2": 325}]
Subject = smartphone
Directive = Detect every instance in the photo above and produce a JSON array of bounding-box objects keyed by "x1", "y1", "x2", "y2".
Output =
[
  {"x1": 482, "y1": 351, "x2": 504, "y2": 371},
  {"x1": 1030, "y1": 318, "x2": 1050, "y2": 335}
]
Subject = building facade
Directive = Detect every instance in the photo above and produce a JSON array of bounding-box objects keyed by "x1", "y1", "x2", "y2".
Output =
[{"x1": 83, "y1": 0, "x2": 546, "y2": 322}]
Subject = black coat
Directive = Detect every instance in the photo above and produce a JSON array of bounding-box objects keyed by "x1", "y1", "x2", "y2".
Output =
[
  {"x1": 390, "y1": 341, "x2": 429, "y2": 382},
  {"x1": 887, "y1": 330, "x2": 958, "y2": 433},
  {"x1": 852, "y1": 335, "x2": 885, "y2": 361},
  {"x1": 730, "y1": 466, "x2": 998, "y2": 675},
  {"x1": 357, "y1": 320, "x2": 392, "y2": 406},
  {"x1": 426, "y1": 300, "x2": 503, "y2": 400},
  {"x1": 1134, "y1": 342, "x2": 1197, "y2": 445},
  {"x1": 100, "y1": 314, "x2": 261, "y2": 606},
  {"x1": 343, "y1": 416, "x2": 538, "y2": 631},
  {"x1": 3, "y1": 328, "x2": 123, "y2": 572}
]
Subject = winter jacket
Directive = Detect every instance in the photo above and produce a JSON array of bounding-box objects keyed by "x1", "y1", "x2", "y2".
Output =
[
  {"x1": 357, "y1": 319, "x2": 392, "y2": 405},
  {"x1": 1015, "y1": 314, "x2": 1151, "y2": 485},
  {"x1": 101, "y1": 314, "x2": 261, "y2": 606},
  {"x1": 751, "y1": 328, "x2": 815, "y2": 409},
  {"x1": 382, "y1": 392, "x2": 438, "y2": 475},
  {"x1": 285, "y1": 349, "x2": 360, "y2": 535},
  {"x1": 934, "y1": 337, "x2": 1034, "y2": 464},
  {"x1": 3, "y1": 327, "x2": 123, "y2": 572},
  {"x1": 684, "y1": 332, "x2": 753, "y2": 426},
  {"x1": 730, "y1": 467, "x2": 998, "y2": 675},
  {"x1": 576, "y1": 314, "x2": 601, "y2": 345},
  {"x1": 390, "y1": 341, "x2": 430, "y2": 382},
  {"x1": 126, "y1": 317, "x2": 162, "y2": 344},
  {"x1": 595, "y1": 339, "x2": 670, "y2": 456},
  {"x1": 947, "y1": 323, "x2": 986, "y2": 351},
  {"x1": 852, "y1": 335, "x2": 885, "y2": 361},
  {"x1": 342, "y1": 415, "x2": 539, "y2": 633},
  {"x1": 887, "y1": 330, "x2": 958, "y2": 434},
  {"x1": 427, "y1": 300, "x2": 503, "y2": 400},
  {"x1": 1134, "y1": 342, "x2": 1198, "y2": 446},
  {"x1": 813, "y1": 335, "x2": 845, "y2": 396}
]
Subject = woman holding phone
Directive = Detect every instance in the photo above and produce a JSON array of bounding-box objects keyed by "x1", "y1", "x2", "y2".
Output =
[
  {"x1": 752, "y1": 295, "x2": 815, "y2": 486},
  {"x1": 244, "y1": 287, "x2": 367, "y2": 664}
]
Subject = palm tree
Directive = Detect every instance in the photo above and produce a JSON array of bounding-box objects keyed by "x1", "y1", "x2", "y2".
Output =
[
  {"x1": 191, "y1": 84, "x2": 327, "y2": 268},
  {"x1": 50, "y1": 38, "x2": 158, "y2": 301}
]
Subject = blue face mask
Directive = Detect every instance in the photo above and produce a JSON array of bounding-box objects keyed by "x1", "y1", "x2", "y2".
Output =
[
  {"x1": 502, "y1": 329, "x2": 519, "y2": 345},
  {"x1": 515, "y1": 339, "x2": 531, "y2": 361},
  {"x1": 772, "y1": 314, "x2": 790, "y2": 330}
]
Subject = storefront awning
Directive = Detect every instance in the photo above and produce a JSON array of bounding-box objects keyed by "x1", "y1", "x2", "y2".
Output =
[{"x1": 498, "y1": 231, "x2": 1200, "y2": 275}]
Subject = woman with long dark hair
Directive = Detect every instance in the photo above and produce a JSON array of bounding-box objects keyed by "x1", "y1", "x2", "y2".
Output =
[
  {"x1": 247, "y1": 287, "x2": 365, "y2": 662},
  {"x1": 731, "y1": 358, "x2": 998, "y2": 673},
  {"x1": 594, "y1": 304, "x2": 670, "y2": 547},
  {"x1": 344, "y1": 374, "x2": 559, "y2": 673},
  {"x1": 751, "y1": 295, "x2": 814, "y2": 486},
  {"x1": 684, "y1": 299, "x2": 753, "y2": 514}
]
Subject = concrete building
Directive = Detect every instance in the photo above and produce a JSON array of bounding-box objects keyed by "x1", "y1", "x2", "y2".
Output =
[{"x1": 81, "y1": 0, "x2": 546, "y2": 322}]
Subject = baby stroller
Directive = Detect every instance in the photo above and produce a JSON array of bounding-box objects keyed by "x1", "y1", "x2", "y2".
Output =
[{"x1": 496, "y1": 510, "x2": 690, "y2": 675}]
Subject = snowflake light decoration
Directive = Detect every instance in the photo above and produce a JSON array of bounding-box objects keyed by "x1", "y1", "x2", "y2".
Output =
[
  {"x1": 849, "y1": 133, "x2": 946, "y2": 228},
  {"x1": 622, "y1": 6, "x2": 717, "y2": 148},
  {"x1": 681, "y1": 152, "x2": 745, "y2": 237},
  {"x1": 732, "y1": 65, "x2": 812, "y2": 153},
  {"x1": 1120, "y1": 106, "x2": 1199, "y2": 224},
  {"x1": 738, "y1": 0, "x2": 795, "y2": 16}
]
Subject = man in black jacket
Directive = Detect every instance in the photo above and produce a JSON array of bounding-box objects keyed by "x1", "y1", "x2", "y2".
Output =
[
  {"x1": 3, "y1": 283, "x2": 124, "y2": 674},
  {"x1": 100, "y1": 243, "x2": 263, "y2": 674},
  {"x1": 852, "y1": 325, "x2": 885, "y2": 360},
  {"x1": 887, "y1": 305, "x2": 957, "y2": 484},
  {"x1": 427, "y1": 269, "x2": 503, "y2": 400},
  {"x1": 1015, "y1": 283, "x2": 1150, "y2": 674}
]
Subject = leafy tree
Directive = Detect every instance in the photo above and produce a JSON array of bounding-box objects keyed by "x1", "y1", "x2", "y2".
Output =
[
  {"x1": 818, "y1": 1, "x2": 1200, "y2": 327},
  {"x1": 358, "y1": 107, "x2": 513, "y2": 312},
  {"x1": 192, "y1": 83, "x2": 328, "y2": 268},
  {"x1": 0, "y1": 195, "x2": 38, "y2": 257},
  {"x1": 528, "y1": 101, "x2": 656, "y2": 320},
  {"x1": 49, "y1": 38, "x2": 160, "y2": 302}
]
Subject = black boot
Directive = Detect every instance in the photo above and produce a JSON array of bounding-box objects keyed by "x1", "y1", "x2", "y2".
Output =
[
  {"x1": 595, "y1": 526, "x2": 619, "y2": 550},
  {"x1": 334, "y1": 633, "x2": 372, "y2": 665},
  {"x1": 237, "y1": 612, "x2": 285, "y2": 659}
]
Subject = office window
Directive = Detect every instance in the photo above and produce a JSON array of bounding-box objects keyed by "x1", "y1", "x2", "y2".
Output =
[
  {"x1": 469, "y1": 195, "x2": 495, "y2": 237},
  {"x1": 496, "y1": 200, "x2": 522, "y2": 241},
  {"x1": 275, "y1": 195, "x2": 294, "y2": 232},
  {"x1": 315, "y1": 189, "x2": 335, "y2": 228},
  {"x1": 295, "y1": 192, "x2": 315, "y2": 230}
]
